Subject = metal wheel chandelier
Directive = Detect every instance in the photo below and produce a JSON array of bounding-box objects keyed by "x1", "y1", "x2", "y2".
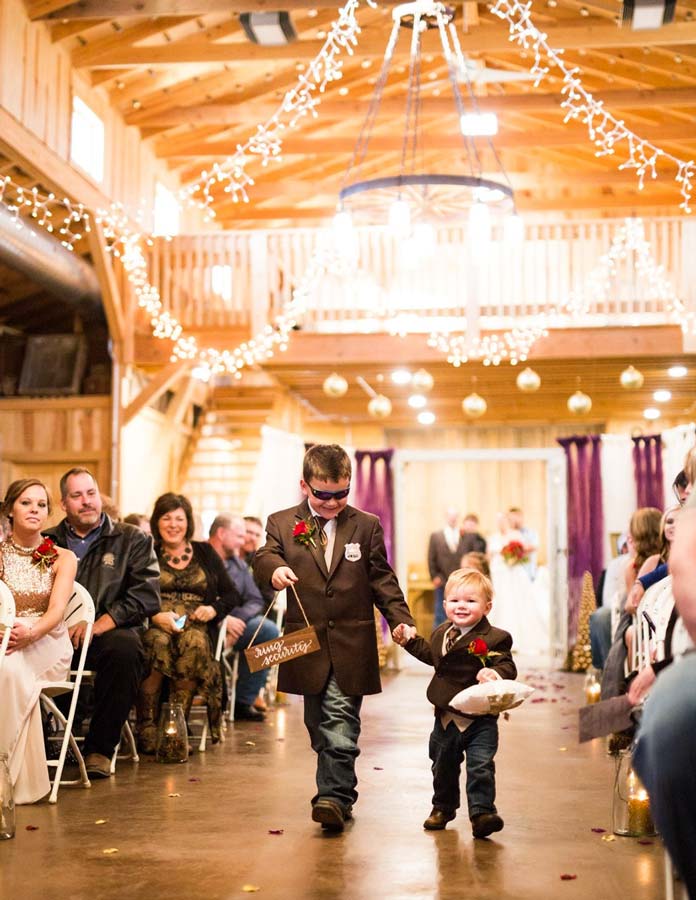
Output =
[{"x1": 333, "y1": 0, "x2": 544, "y2": 367}]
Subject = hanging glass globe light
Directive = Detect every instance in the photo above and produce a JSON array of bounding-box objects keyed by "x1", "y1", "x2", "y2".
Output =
[
  {"x1": 368, "y1": 394, "x2": 392, "y2": 418},
  {"x1": 462, "y1": 392, "x2": 487, "y2": 418},
  {"x1": 516, "y1": 367, "x2": 541, "y2": 393},
  {"x1": 411, "y1": 368, "x2": 434, "y2": 393},
  {"x1": 322, "y1": 372, "x2": 349, "y2": 398},
  {"x1": 567, "y1": 390, "x2": 592, "y2": 414},
  {"x1": 620, "y1": 365, "x2": 644, "y2": 390}
]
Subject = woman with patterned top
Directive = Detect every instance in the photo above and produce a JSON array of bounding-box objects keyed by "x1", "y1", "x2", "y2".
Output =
[
  {"x1": 136, "y1": 493, "x2": 241, "y2": 752},
  {"x1": 0, "y1": 479, "x2": 77, "y2": 803}
]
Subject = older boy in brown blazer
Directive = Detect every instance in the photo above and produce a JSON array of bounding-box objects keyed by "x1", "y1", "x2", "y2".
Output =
[{"x1": 254, "y1": 444, "x2": 415, "y2": 832}]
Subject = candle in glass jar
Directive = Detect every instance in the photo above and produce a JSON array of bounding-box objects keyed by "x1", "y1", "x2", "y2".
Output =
[
  {"x1": 627, "y1": 789, "x2": 654, "y2": 836},
  {"x1": 586, "y1": 683, "x2": 601, "y2": 704}
]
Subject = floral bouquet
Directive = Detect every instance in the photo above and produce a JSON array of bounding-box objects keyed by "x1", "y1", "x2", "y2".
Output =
[{"x1": 501, "y1": 540, "x2": 529, "y2": 567}]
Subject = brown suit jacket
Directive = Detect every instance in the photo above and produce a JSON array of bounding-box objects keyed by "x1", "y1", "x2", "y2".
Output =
[
  {"x1": 405, "y1": 617, "x2": 516, "y2": 715},
  {"x1": 254, "y1": 499, "x2": 415, "y2": 696}
]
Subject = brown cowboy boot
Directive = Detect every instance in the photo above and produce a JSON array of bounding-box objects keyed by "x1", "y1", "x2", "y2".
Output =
[{"x1": 135, "y1": 688, "x2": 161, "y2": 754}]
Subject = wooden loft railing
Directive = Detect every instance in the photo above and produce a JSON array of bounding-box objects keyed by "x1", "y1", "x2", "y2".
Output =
[{"x1": 147, "y1": 216, "x2": 695, "y2": 335}]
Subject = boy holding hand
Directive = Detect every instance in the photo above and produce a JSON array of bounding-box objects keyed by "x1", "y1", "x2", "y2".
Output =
[{"x1": 393, "y1": 568, "x2": 515, "y2": 837}]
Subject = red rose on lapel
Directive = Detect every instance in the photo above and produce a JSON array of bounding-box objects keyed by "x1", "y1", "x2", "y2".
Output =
[
  {"x1": 293, "y1": 518, "x2": 317, "y2": 548},
  {"x1": 467, "y1": 637, "x2": 501, "y2": 666}
]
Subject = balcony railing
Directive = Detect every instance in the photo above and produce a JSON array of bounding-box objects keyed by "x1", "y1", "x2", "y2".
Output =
[{"x1": 147, "y1": 216, "x2": 696, "y2": 334}]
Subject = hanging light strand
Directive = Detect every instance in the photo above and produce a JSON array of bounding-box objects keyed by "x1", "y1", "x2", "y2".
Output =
[
  {"x1": 490, "y1": 0, "x2": 695, "y2": 212},
  {"x1": 182, "y1": 0, "x2": 366, "y2": 221}
]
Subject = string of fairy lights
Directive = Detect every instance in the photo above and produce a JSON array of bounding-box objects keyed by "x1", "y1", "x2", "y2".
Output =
[
  {"x1": 0, "y1": 0, "x2": 693, "y2": 381},
  {"x1": 490, "y1": 0, "x2": 695, "y2": 213}
]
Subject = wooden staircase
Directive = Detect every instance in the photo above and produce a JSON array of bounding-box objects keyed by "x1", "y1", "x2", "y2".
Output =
[{"x1": 180, "y1": 379, "x2": 279, "y2": 524}]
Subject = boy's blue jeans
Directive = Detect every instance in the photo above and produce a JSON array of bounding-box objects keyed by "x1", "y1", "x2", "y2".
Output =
[
  {"x1": 303, "y1": 672, "x2": 363, "y2": 812},
  {"x1": 429, "y1": 715, "x2": 499, "y2": 818}
]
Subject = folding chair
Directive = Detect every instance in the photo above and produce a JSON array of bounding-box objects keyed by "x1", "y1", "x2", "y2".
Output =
[
  {"x1": 193, "y1": 618, "x2": 227, "y2": 752},
  {"x1": 0, "y1": 579, "x2": 15, "y2": 671},
  {"x1": 40, "y1": 582, "x2": 95, "y2": 803}
]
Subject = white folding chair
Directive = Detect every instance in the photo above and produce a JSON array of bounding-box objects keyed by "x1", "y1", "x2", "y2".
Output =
[
  {"x1": 0, "y1": 579, "x2": 16, "y2": 671},
  {"x1": 40, "y1": 582, "x2": 95, "y2": 803},
  {"x1": 194, "y1": 619, "x2": 227, "y2": 752}
]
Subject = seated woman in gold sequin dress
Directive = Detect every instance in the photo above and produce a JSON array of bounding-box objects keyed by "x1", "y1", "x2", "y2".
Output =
[
  {"x1": 0, "y1": 479, "x2": 77, "y2": 804},
  {"x1": 136, "y1": 493, "x2": 241, "y2": 752}
]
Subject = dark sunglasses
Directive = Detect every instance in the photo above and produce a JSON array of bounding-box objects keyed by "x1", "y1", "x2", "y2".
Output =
[{"x1": 308, "y1": 484, "x2": 351, "y2": 501}]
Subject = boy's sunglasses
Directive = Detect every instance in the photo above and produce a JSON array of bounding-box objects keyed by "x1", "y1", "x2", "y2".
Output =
[{"x1": 309, "y1": 484, "x2": 351, "y2": 501}]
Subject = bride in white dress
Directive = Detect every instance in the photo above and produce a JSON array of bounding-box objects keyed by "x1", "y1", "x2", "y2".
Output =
[{"x1": 487, "y1": 513, "x2": 550, "y2": 656}]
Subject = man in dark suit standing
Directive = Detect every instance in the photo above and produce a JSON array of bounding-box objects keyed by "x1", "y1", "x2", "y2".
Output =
[
  {"x1": 254, "y1": 443, "x2": 415, "y2": 832},
  {"x1": 428, "y1": 509, "x2": 465, "y2": 628}
]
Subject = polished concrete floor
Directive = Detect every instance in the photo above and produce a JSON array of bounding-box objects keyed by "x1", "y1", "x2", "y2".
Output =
[{"x1": 2, "y1": 659, "x2": 665, "y2": 900}]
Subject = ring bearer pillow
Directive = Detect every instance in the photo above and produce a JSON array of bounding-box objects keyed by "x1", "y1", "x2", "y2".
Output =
[{"x1": 450, "y1": 680, "x2": 535, "y2": 716}]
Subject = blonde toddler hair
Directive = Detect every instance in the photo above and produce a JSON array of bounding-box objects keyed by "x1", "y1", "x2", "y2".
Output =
[{"x1": 444, "y1": 567, "x2": 493, "y2": 605}]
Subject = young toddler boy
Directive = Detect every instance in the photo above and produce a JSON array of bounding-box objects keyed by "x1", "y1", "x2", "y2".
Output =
[{"x1": 393, "y1": 567, "x2": 516, "y2": 837}]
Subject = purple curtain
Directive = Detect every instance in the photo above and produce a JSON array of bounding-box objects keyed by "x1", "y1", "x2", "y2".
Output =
[
  {"x1": 557, "y1": 435, "x2": 604, "y2": 645},
  {"x1": 632, "y1": 434, "x2": 663, "y2": 510},
  {"x1": 354, "y1": 449, "x2": 395, "y2": 565}
]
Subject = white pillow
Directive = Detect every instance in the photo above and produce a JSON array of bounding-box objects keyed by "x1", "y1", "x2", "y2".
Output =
[{"x1": 449, "y1": 679, "x2": 535, "y2": 715}]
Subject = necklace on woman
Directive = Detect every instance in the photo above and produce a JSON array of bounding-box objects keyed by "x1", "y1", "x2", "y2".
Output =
[
  {"x1": 162, "y1": 543, "x2": 193, "y2": 565},
  {"x1": 10, "y1": 538, "x2": 40, "y2": 554}
]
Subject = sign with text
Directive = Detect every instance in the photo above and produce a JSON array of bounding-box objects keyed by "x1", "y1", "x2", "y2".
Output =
[{"x1": 244, "y1": 625, "x2": 321, "y2": 673}]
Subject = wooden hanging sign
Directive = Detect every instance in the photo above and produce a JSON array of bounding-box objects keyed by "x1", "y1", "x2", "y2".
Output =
[
  {"x1": 244, "y1": 625, "x2": 320, "y2": 673},
  {"x1": 243, "y1": 584, "x2": 321, "y2": 673}
]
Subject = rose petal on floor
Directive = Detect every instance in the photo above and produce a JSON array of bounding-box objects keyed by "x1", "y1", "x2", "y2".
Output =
[{"x1": 560, "y1": 874, "x2": 577, "y2": 880}]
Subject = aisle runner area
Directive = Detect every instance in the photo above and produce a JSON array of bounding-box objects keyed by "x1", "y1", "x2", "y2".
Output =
[{"x1": 2, "y1": 666, "x2": 662, "y2": 900}]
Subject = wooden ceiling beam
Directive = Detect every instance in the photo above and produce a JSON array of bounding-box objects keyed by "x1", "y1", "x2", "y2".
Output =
[
  {"x1": 71, "y1": 16, "x2": 200, "y2": 68},
  {"x1": 155, "y1": 122, "x2": 696, "y2": 158},
  {"x1": 72, "y1": 22, "x2": 696, "y2": 68},
  {"x1": 127, "y1": 86, "x2": 696, "y2": 128},
  {"x1": 32, "y1": 0, "x2": 396, "y2": 18}
]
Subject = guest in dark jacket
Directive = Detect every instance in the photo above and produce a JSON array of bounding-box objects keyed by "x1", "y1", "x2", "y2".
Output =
[
  {"x1": 393, "y1": 568, "x2": 516, "y2": 838},
  {"x1": 45, "y1": 467, "x2": 161, "y2": 779},
  {"x1": 135, "y1": 492, "x2": 242, "y2": 752}
]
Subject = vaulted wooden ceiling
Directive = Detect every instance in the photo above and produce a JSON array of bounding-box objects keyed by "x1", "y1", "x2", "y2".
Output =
[{"x1": 26, "y1": 0, "x2": 696, "y2": 227}]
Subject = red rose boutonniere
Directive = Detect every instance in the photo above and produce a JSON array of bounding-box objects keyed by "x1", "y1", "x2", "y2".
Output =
[
  {"x1": 32, "y1": 537, "x2": 58, "y2": 572},
  {"x1": 467, "y1": 637, "x2": 502, "y2": 666},
  {"x1": 293, "y1": 518, "x2": 317, "y2": 548}
]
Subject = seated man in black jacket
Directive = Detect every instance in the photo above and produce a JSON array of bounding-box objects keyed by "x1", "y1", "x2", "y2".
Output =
[{"x1": 46, "y1": 467, "x2": 160, "y2": 779}]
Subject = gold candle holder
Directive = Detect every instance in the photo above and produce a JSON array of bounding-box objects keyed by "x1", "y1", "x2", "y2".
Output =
[
  {"x1": 585, "y1": 683, "x2": 601, "y2": 704},
  {"x1": 627, "y1": 790, "x2": 655, "y2": 837}
]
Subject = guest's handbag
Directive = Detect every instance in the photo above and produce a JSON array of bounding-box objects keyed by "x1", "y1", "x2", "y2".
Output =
[{"x1": 243, "y1": 583, "x2": 321, "y2": 674}]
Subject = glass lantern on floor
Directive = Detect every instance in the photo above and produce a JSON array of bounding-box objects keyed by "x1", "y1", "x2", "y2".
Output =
[
  {"x1": 155, "y1": 703, "x2": 189, "y2": 764},
  {"x1": 612, "y1": 749, "x2": 656, "y2": 837},
  {"x1": 584, "y1": 670, "x2": 601, "y2": 704}
]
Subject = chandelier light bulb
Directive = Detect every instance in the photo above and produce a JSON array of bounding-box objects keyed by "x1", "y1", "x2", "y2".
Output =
[
  {"x1": 460, "y1": 112, "x2": 498, "y2": 137},
  {"x1": 388, "y1": 197, "x2": 410, "y2": 234},
  {"x1": 468, "y1": 201, "x2": 491, "y2": 246},
  {"x1": 368, "y1": 394, "x2": 393, "y2": 418},
  {"x1": 516, "y1": 367, "x2": 541, "y2": 392},
  {"x1": 462, "y1": 392, "x2": 487, "y2": 418},
  {"x1": 620, "y1": 365, "x2": 644, "y2": 390},
  {"x1": 411, "y1": 368, "x2": 434, "y2": 393},
  {"x1": 668, "y1": 365, "x2": 687, "y2": 378},
  {"x1": 332, "y1": 208, "x2": 354, "y2": 243},
  {"x1": 653, "y1": 389, "x2": 671, "y2": 403},
  {"x1": 644, "y1": 407, "x2": 661, "y2": 420},
  {"x1": 322, "y1": 372, "x2": 349, "y2": 397},
  {"x1": 567, "y1": 390, "x2": 592, "y2": 415},
  {"x1": 417, "y1": 410, "x2": 436, "y2": 425}
]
